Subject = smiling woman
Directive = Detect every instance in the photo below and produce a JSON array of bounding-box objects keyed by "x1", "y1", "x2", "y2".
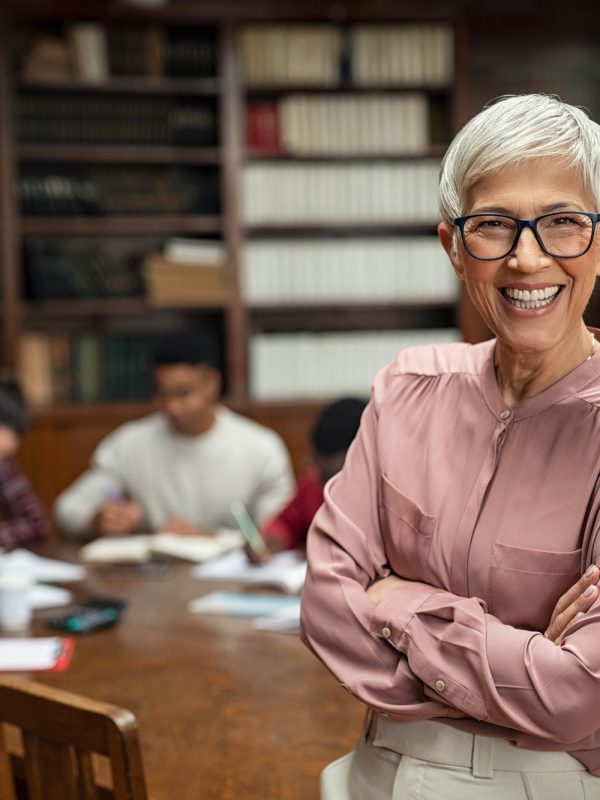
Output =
[{"x1": 301, "y1": 94, "x2": 600, "y2": 800}]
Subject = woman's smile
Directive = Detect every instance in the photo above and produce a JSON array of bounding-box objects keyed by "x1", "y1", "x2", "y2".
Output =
[{"x1": 499, "y1": 283, "x2": 563, "y2": 312}]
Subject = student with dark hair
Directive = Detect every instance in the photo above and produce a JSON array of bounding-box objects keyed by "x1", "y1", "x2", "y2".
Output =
[
  {"x1": 261, "y1": 397, "x2": 366, "y2": 552},
  {"x1": 54, "y1": 332, "x2": 294, "y2": 539},
  {"x1": 0, "y1": 374, "x2": 48, "y2": 548}
]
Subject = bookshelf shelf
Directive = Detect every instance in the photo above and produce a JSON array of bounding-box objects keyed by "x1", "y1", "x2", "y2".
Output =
[
  {"x1": 249, "y1": 303, "x2": 457, "y2": 333},
  {"x1": 18, "y1": 77, "x2": 222, "y2": 96},
  {"x1": 244, "y1": 83, "x2": 452, "y2": 96},
  {"x1": 21, "y1": 216, "x2": 223, "y2": 235},
  {"x1": 18, "y1": 145, "x2": 222, "y2": 165},
  {"x1": 22, "y1": 298, "x2": 228, "y2": 320},
  {"x1": 246, "y1": 148, "x2": 447, "y2": 162},
  {"x1": 245, "y1": 223, "x2": 439, "y2": 237}
]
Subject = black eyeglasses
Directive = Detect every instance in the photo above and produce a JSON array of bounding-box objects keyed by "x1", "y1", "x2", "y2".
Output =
[{"x1": 453, "y1": 211, "x2": 600, "y2": 261}]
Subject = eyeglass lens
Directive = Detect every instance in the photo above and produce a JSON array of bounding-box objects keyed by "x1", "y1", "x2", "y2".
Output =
[{"x1": 461, "y1": 213, "x2": 594, "y2": 259}]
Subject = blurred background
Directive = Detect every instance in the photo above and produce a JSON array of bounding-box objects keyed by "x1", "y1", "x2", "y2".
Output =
[{"x1": 0, "y1": 0, "x2": 598, "y2": 508}]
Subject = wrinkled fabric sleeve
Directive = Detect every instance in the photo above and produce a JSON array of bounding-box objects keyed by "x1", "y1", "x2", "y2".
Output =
[
  {"x1": 53, "y1": 436, "x2": 127, "y2": 537},
  {"x1": 301, "y1": 365, "x2": 600, "y2": 746},
  {"x1": 0, "y1": 460, "x2": 49, "y2": 547},
  {"x1": 262, "y1": 470, "x2": 323, "y2": 550},
  {"x1": 300, "y1": 367, "x2": 460, "y2": 721},
  {"x1": 249, "y1": 434, "x2": 295, "y2": 527}
]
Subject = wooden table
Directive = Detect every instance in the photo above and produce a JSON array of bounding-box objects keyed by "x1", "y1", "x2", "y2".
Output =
[{"x1": 26, "y1": 545, "x2": 364, "y2": 800}]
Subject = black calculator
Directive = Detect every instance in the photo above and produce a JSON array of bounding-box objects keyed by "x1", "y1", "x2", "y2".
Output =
[{"x1": 46, "y1": 597, "x2": 127, "y2": 633}]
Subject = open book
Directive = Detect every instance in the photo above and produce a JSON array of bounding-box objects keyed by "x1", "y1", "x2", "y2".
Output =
[{"x1": 79, "y1": 530, "x2": 243, "y2": 565}]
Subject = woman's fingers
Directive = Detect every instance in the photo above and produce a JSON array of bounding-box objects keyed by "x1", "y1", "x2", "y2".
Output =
[{"x1": 545, "y1": 566, "x2": 599, "y2": 644}]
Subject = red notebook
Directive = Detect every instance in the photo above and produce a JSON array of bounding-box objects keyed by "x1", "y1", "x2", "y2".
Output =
[{"x1": 0, "y1": 637, "x2": 75, "y2": 672}]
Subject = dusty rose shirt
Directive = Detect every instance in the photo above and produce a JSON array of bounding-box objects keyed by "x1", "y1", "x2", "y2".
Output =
[{"x1": 301, "y1": 332, "x2": 600, "y2": 775}]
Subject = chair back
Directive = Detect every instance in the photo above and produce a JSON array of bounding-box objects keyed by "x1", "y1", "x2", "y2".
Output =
[{"x1": 0, "y1": 675, "x2": 147, "y2": 800}]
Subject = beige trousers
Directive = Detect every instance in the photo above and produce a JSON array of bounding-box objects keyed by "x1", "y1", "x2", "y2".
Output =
[{"x1": 321, "y1": 713, "x2": 600, "y2": 800}]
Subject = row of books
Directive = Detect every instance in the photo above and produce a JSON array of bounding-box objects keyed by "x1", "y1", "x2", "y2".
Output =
[
  {"x1": 247, "y1": 94, "x2": 430, "y2": 155},
  {"x1": 17, "y1": 95, "x2": 217, "y2": 147},
  {"x1": 19, "y1": 332, "x2": 155, "y2": 407},
  {"x1": 249, "y1": 329, "x2": 460, "y2": 400},
  {"x1": 20, "y1": 24, "x2": 217, "y2": 84},
  {"x1": 242, "y1": 238, "x2": 458, "y2": 305},
  {"x1": 243, "y1": 161, "x2": 440, "y2": 224},
  {"x1": 24, "y1": 237, "x2": 143, "y2": 300},
  {"x1": 241, "y1": 24, "x2": 453, "y2": 86},
  {"x1": 20, "y1": 167, "x2": 220, "y2": 216}
]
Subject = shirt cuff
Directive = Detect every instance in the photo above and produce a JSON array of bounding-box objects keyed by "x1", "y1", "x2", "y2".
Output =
[{"x1": 369, "y1": 581, "x2": 442, "y2": 649}]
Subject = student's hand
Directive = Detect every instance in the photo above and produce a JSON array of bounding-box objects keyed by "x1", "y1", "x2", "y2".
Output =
[
  {"x1": 93, "y1": 501, "x2": 144, "y2": 536},
  {"x1": 159, "y1": 518, "x2": 216, "y2": 537},
  {"x1": 544, "y1": 564, "x2": 600, "y2": 644},
  {"x1": 244, "y1": 542, "x2": 272, "y2": 565}
]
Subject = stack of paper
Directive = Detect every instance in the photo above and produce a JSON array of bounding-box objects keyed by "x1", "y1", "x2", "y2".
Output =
[
  {"x1": 0, "y1": 550, "x2": 86, "y2": 583},
  {"x1": 192, "y1": 549, "x2": 307, "y2": 594},
  {"x1": 187, "y1": 591, "x2": 300, "y2": 634}
]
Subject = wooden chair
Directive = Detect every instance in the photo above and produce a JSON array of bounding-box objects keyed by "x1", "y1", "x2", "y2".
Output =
[{"x1": 0, "y1": 675, "x2": 147, "y2": 800}]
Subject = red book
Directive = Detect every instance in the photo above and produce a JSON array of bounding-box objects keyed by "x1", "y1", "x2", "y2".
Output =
[{"x1": 246, "y1": 102, "x2": 281, "y2": 154}]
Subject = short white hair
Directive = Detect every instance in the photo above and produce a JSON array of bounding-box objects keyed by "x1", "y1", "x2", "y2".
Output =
[{"x1": 438, "y1": 94, "x2": 600, "y2": 224}]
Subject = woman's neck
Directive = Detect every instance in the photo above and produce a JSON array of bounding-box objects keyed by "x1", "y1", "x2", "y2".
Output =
[{"x1": 494, "y1": 327, "x2": 597, "y2": 407}]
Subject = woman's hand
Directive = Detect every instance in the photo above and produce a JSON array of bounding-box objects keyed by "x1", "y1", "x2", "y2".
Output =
[
  {"x1": 544, "y1": 564, "x2": 599, "y2": 644},
  {"x1": 366, "y1": 575, "x2": 409, "y2": 605}
]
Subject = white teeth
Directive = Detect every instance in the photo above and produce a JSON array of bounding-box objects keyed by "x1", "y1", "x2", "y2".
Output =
[{"x1": 502, "y1": 285, "x2": 561, "y2": 309}]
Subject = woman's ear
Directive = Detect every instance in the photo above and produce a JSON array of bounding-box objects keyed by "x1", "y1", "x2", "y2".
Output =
[{"x1": 438, "y1": 222, "x2": 465, "y2": 281}]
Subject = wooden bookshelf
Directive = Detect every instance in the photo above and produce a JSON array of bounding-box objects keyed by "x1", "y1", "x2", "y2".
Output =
[{"x1": 0, "y1": 1, "x2": 477, "y2": 507}]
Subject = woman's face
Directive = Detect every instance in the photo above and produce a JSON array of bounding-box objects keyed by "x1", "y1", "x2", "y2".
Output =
[{"x1": 438, "y1": 158, "x2": 600, "y2": 355}]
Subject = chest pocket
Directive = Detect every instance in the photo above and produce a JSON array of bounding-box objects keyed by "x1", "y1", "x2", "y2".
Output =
[
  {"x1": 379, "y1": 475, "x2": 435, "y2": 581},
  {"x1": 489, "y1": 542, "x2": 582, "y2": 631}
]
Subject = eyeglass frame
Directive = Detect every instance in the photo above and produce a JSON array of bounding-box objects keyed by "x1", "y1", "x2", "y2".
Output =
[{"x1": 452, "y1": 211, "x2": 600, "y2": 261}]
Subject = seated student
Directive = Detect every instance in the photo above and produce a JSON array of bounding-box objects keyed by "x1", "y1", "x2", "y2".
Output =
[
  {"x1": 261, "y1": 397, "x2": 366, "y2": 552},
  {"x1": 0, "y1": 374, "x2": 48, "y2": 548},
  {"x1": 54, "y1": 333, "x2": 294, "y2": 538}
]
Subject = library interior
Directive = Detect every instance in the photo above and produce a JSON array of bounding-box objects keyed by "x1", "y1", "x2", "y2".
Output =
[{"x1": 0, "y1": 0, "x2": 598, "y2": 798}]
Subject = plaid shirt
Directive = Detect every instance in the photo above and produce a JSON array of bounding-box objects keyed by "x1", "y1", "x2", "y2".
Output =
[{"x1": 0, "y1": 459, "x2": 48, "y2": 548}]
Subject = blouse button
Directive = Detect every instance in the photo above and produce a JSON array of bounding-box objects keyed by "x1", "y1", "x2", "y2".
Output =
[
  {"x1": 381, "y1": 626, "x2": 392, "y2": 639},
  {"x1": 500, "y1": 409, "x2": 511, "y2": 421},
  {"x1": 434, "y1": 679, "x2": 446, "y2": 693}
]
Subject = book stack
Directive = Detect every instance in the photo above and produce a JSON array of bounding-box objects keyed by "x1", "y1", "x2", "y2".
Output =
[
  {"x1": 247, "y1": 94, "x2": 430, "y2": 155},
  {"x1": 20, "y1": 35, "x2": 73, "y2": 83},
  {"x1": 20, "y1": 167, "x2": 220, "y2": 216},
  {"x1": 143, "y1": 238, "x2": 229, "y2": 307},
  {"x1": 24, "y1": 237, "x2": 143, "y2": 300},
  {"x1": 19, "y1": 332, "x2": 155, "y2": 406},
  {"x1": 241, "y1": 26, "x2": 343, "y2": 85},
  {"x1": 243, "y1": 160, "x2": 440, "y2": 224},
  {"x1": 18, "y1": 25, "x2": 218, "y2": 82},
  {"x1": 17, "y1": 95, "x2": 217, "y2": 146},
  {"x1": 250, "y1": 328, "x2": 461, "y2": 400},
  {"x1": 350, "y1": 24, "x2": 454, "y2": 85},
  {"x1": 242, "y1": 238, "x2": 458, "y2": 305},
  {"x1": 241, "y1": 23, "x2": 453, "y2": 87}
]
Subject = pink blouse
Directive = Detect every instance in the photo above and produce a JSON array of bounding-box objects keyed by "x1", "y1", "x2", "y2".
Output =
[{"x1": 301, "y1": 333, "x2": 600, "y2": 775}]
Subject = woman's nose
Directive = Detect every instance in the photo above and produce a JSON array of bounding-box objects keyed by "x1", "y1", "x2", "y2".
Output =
[{"x1": 508, "y1": 228, "x2": 551, "y2": 271}]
